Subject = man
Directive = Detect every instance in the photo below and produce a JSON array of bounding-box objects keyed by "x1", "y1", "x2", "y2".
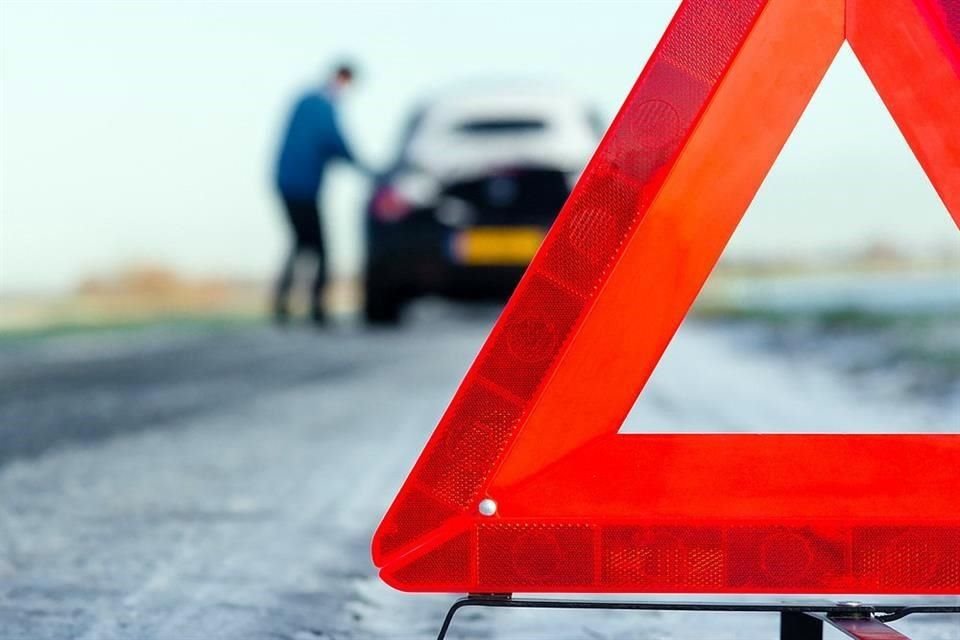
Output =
[{"x1": 273, "y1": 62, "x2": 364, "y2": 325}]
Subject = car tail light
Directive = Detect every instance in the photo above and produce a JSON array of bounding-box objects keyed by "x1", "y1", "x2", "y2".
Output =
[
  {"x1": 372, "y1": 172, "x2": 440, "y2": 223},
  {"x1": 372, "y1": 185, "x2": 412, "y2": 222}
]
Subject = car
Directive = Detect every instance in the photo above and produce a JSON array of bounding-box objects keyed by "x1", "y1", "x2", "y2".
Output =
[{"x1": 363, "y1": 84, "x2": 602, "y2": 324}]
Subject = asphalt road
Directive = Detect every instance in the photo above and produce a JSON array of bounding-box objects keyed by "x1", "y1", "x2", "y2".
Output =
[{"x1": 0, "y1": 311, "x2": 957, "y2": 639}]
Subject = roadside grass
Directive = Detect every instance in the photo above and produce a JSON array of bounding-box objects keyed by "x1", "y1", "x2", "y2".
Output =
[
  {"x1": 0, "y1": 313, "x2": 261, "y2": 344},
  {"x1": 695, "y1": 303, "x2": 960, "y2": 399},
  {"x1": 695, "y1": 304, "x2": 958, "y2": 329}
]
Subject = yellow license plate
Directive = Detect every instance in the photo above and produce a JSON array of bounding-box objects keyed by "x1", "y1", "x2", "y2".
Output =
[{"x1": 452, "y1": 227, "x2": 545, "y2": 265}]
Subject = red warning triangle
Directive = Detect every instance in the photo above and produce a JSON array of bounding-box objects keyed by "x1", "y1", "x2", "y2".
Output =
[{"x1": 373, "y1": 0, "x2": 960, "y2": 595}]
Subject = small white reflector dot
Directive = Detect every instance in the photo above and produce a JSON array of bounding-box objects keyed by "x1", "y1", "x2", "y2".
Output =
[{"x1": 478, "y1": 498, "x2": 497, "y2": 517}]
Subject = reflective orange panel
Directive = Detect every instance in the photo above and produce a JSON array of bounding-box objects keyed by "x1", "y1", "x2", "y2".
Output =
[
  {"x1": 848, "y1": 0, "x2": 960, "y2": 223},
  {"x1": 372, "y1": 0, "x2": 960, "y2": 594}
]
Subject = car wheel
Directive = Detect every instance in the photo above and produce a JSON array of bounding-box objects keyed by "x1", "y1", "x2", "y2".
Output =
[{"x1": 364, "y1": 275, "x2": 406, "y2": 326}]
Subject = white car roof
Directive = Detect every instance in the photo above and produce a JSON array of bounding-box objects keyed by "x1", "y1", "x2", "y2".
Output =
[{"x1": 403, "y1": 85, "x2": 599, "y2": 179}]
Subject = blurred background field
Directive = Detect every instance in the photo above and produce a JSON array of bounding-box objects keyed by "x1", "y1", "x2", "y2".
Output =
[
  {"x1": 1, "y1": 243, "x2": 955, "y2": 332},
  {"x1": 2, "y1": 243, "x2": 957, "y2": 402},
  {"x1": 0, "y1": 267, "x2": 359, "y2": 338},
  {"x1": 3, "y1": 249, "x2": 956, "y2": 415}
]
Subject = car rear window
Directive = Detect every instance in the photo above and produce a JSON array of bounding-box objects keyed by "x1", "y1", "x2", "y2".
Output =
[{"x1": 455, "y1": 118, "x2": 547, "y2": 134}]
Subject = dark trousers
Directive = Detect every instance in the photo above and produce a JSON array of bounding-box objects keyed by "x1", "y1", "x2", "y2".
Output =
[{"x1": 274, "y1": 197, "x2": 326, "y2": 320}]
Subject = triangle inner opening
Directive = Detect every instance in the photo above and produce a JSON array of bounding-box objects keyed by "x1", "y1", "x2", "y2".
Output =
[{"x1": 623, "y1": 44, "x2": 959, "y2": 435}]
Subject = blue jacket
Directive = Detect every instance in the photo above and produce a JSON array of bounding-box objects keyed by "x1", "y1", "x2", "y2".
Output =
[{"x1": 275, "y1": 90, "x2": 355, "y2": 200}]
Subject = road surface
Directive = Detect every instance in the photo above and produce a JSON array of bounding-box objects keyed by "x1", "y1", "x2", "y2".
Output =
[{"x1": 0, "y1": 309, "x2": 957, "y2": 639}]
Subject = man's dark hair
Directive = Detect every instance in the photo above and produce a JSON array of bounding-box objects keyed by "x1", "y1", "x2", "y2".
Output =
[{"x1": 333, "y1": 62, "x2": 355, "y2": 83}]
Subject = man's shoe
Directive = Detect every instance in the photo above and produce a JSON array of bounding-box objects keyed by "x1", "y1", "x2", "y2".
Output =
[
  {"x1": 273, "y1": 303, "x2": 291, "y2": 326},
  {"x1": 310, "y1": 307, "x2": 328, "y2": 327}
]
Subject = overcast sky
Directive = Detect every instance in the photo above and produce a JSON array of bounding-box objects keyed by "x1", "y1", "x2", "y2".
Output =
[{"x1": 1, "y1": 0, "x2": 957, "y2": 293}]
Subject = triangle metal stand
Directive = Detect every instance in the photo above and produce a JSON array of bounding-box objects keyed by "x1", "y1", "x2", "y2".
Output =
[{"x1": 435, "y1": 595, "x2": 959, "y2": 640}]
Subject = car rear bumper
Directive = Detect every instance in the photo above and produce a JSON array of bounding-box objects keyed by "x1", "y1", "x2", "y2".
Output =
[{"x1": 367, "y1": 220, "x2": 534, "y2": 300}]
